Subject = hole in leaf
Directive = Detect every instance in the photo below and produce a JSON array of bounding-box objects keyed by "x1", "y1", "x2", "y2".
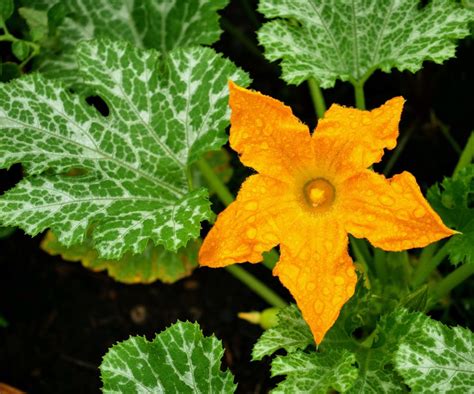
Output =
[{"x1": 86, "y1": 95, "x2": 110, "y2": 117}]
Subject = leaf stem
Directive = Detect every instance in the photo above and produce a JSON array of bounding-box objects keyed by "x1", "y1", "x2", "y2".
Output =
[
  {"x1": 307, "y1": 78, "x2": 326, "y2": 119},
  {"x1": 350, "y1": 236, "x2": 371, "y2": 272},
  {"x1": 411, "y1": 242, "x2": 450, "y2": 288},
  {"x1": 225, "y1": 265, "x2": 287, "y2": 308},
  {"x1": 453, "y1": 131, "x2": 474, "y2": 176},
  {"x1": 197, "y1": 157, "x2": 234, "y2": 206},
  {"x1": 429, "y1": 263, "x2": 474, "y2": 307},
  {"x1": 353, "y1": 81, "x2": 366, "y2": 110}
]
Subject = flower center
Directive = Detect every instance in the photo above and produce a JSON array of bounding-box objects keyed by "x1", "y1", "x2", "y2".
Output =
[{"x1": 304, "y1": 178, "x2": 335, "y2": 210}]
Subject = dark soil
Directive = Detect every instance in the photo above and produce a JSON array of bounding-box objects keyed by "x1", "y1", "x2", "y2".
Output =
[{"x1": 0, "y1": 1, "x2": 473, "y2": 392}]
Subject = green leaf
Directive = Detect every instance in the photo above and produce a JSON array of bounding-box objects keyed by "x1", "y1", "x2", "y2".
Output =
[
  {"x1": 428, "y1": 165, "x2": 474, "y2": 265},
  {"x1": 0, "y1": 0, "x2": 13, "y2": 22},
  {"x1": 12, "y1": 40, "x2": 30, "y2": 61},
  {"x1": 252, "y1": 304, "x2": 314, "y2": 361},
  {"x1": 18, "y1": 7, "x2": 48, "y2": 42},
  {"x1": 0, "y1": 38, "x2": 250, "y2": 258},
  {"x1": 100, "y1": 321, "x2": 236, "y2": 393},
  {"x1": 257, "y1": 0, "x2": 474, "y2": 87},
  {"x1": 272, "y1": 349, "x2": 358, "y2": 393},
  {"x1": 41, "y1": 230, "x2": 199, "y2": 284},
  {"x1": 391, "y1": 308, "x2": 474, "y2": 393},
  {"x1": 27, "y1": 0, "x2": 229, "y2": 83}
]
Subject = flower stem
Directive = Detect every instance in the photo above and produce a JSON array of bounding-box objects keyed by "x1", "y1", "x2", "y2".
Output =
[
  {"x1": 307, "y1": 78, "x2": 326, "y2": 119},
  {"x1": 353, "y1": 81, "x2": 366, "y2": 110},
  {"x1": 453, "y1": 131, "x2": 474, "y2": 176},
  {"x1": 197, "y1": 157, "x2": 234, "y2": 206},
  {"x1": 429, "y1": 263, "x2": 474, "y2": 307},
  {"x1": 225, "y1": 265, "x2": 287, "y2": 308},
  {"x1": 411, "y1": 242, "x2": 450, "y2": 288}
]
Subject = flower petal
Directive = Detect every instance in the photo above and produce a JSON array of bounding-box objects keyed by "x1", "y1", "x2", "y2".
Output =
[
  {"x1": 340, "y1": 170, "x2": 456, "y2": 251},
  {"x1": 273, "y1": 220, "x2": 357, "y2": 344},
  {"x1": 199, "y1": 174, "x2": 299, "y2": 267},
  {"x1": 228, "y1": 82, "x2": 314, "y2": 181},
  {"x1": 313, "y1": 97, "x2": 404, "y2": 177}
]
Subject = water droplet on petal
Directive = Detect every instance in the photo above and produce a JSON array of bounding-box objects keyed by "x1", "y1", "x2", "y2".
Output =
[
  {"x1": 379, "y1": 195, "x2": 395, "y2": 206},
  {"x1": 332, "y1": 296, "x2": 343, "y2": 306},
  {"x1": 307, "y1": 282, "x2": 316, "y2": 291},
  {"x1": 255, "y1": 118, "x2": 264, "y2": 127},
  {"x1": 413, "y1": 207, "x2": 425, "y2": 218},
  {"x1": 392, "y1": 183, "x2": 404, "y2": 193},
  {"x1": 334, "y1": 276, "x2": 345, "y2": 285},
  {"x1": 245, "y1": 201, "x2": 258, "y2": 211},
  {"x1": 246, "y1": 228, "x2": 257, "y2": 239},
  {"x1": 323, "y1": 287, "x2": 330, "y2": 296},
  {"x1": 260, "y1": 142, "x2": 269, "y2": 149},
  {"x1": 366, "y1": 214, "x2": 376, "y2": 222},
  {"x1": 314, "y1": 300, "x2": 325, "y2": 314}
]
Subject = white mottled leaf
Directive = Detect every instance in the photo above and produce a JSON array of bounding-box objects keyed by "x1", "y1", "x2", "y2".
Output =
[
  {"x1": 258, "y1": 0, "x2": 473, "y2": 87},
  {"x1": 0, "y1": 38, "x2": 250, "y2": 258},
  {"x1": 272, "y1": 349, "x2": 358, "y2": 393},
  {"x1": 252, "y1": 304, "x2": 313, "y2": 361},
  {"x1": 100, "y1": 321, "x2": 236, "y2": 393},
  {"x1": 24, "y1": 0, "x2": 229, "y2": 83},
  {"x1": 393, "y1": 309, "x2": 474, "y2": 393}
]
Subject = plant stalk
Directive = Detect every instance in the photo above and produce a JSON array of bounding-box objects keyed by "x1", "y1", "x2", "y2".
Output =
[
  {"x1": 225, "y1": 265, "x2": 287, "y2": 308},
  {"x1": 411, "y1": 242, "x2": 450, "y2": 288},
  {"x1": 353, "y1": 81, "x2": 366, "y2": 110},
  {"x1": 429, "y1": 263, "x2": 474, "y2": 306},
  {"x1": 453, "y1": 131, "x2": 474, "y2": 176},
  {"x1": 307, "y1": 78, "x2": 327, "y2": 119}
]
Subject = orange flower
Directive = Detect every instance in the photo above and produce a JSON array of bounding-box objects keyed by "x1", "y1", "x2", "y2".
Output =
[{"x1": 199, "y1": 82, "x2": 455, "y2": 344}]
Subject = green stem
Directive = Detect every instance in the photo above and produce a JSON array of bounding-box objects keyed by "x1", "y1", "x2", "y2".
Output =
[
  {"x1": 307, "y1": 78, "x2": 326, "y2": 119},
  {"x1": 225, "y1": 265, "x2": 287, "y2": 308},
  {"x1": 197, "y1": 158, "x2": 234, "y2": 206},
  {"x1": 350, "y1": 236, "x2": 371, "y2": 272},
  {"x1": 429, "y1": 263, "x2": 474, "y2": 306},
  {"x1": 383, "y1": 125, "x2": 415, "y2": 176},
  {"x1": 453, "y1": 131, "x2": 474, "y2": 176},
  {"x1": 412, "y1": 242, "x2": 450, "y2": 288},
  {"x1": 353, "y1": 81, "x2": 366, "y2": 110}
]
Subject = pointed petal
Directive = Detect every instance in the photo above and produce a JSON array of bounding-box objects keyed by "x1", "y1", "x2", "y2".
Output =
[
  {"x1": 199, "y1": 174, "x2": 299, "y2": 267},
  {"x1": 313, "y1": 97, "x2": 404, "y2": 177},
  {"x1": 340, "y1": 170, "x2": 456, "y2": 251},
  {"x1": 274, "y1": 219, "x2": 357, "y2": 344},
  {"x1": 228, "y1": 82, "x2": 314, "y2": 181}
]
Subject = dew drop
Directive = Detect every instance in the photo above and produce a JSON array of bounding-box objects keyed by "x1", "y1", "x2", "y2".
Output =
[
  {"x1": 413, "y1": 207, "x2": 425, "y2": 218},
  {"x1": 322, "y1": 287, "x2": 330, "y2": 296},
  {"x1": 246, "y1": 228, "x2": 257, "y2": 239},
  {"x1": 314, "y1": 300, "x2": 325, "y2": 314},
  {"x1": 255, "y1": 118, "x2": 264, "y2": 127},
  {"x1": 245, "y1": 201, "x2": 258, "y2": 211},
  {"x1": 346, "y1": 267, "x2": 356, "y2": 277},
  {"x1": 366, "y1": 214, "x2": 376, "y2": 222},
  {"x1": 334, "y1": 276, "x2": 345, "y2": 285},
  {"x1": 247, "y1": 215, "x2": 256, "y2": 224},
  {"x1": 379, "y1": 195, "x2": 395, "y2": 206},
  {"x1": 332, "y1": 296, "x2": 343, "y2": 306},
  {"x1": 392, "y1": 183, "x2": 404, "y2": 193},
  {"x1": 306, "y1": 282, "x2": 316, "y2": 291},
  {"x1": 260, "y1": 142, "x2": 269, "y2": 149}
]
